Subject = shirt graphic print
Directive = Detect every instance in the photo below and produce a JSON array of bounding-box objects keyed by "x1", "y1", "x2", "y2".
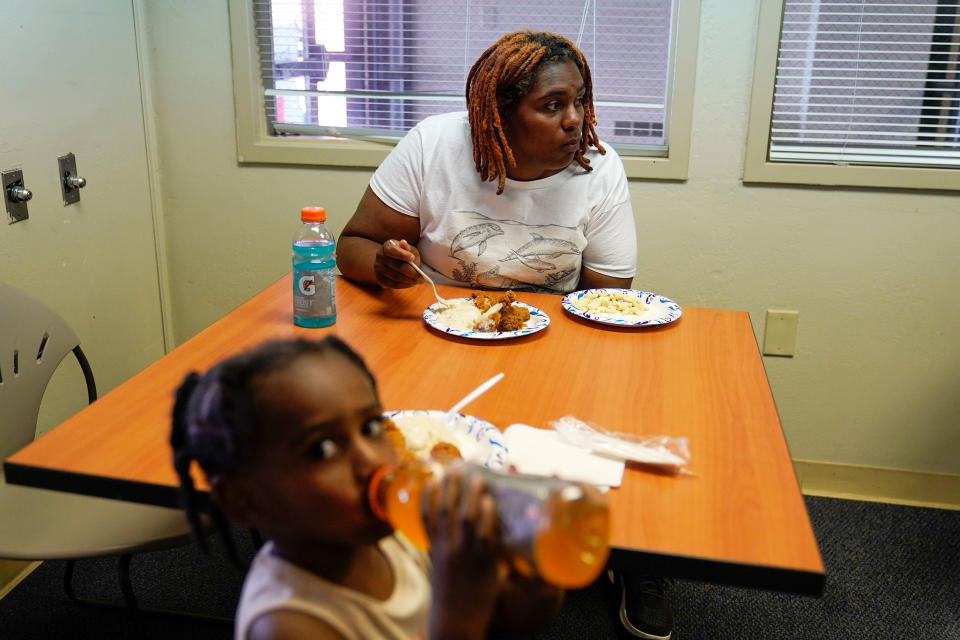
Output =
[{"x1": 431, "y1": 210, "x2": 585, "y2": 294}]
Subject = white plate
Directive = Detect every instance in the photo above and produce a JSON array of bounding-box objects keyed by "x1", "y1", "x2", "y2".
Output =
[
  {"x1": 384, "y1": 410, "x2": 507, "y2": 469},
  {"x1": 560, "y1": 288, "x2": 682, "y2": 327},
  {"x1": 423, "y1": 299, "x2": 549, "y2": 340}
]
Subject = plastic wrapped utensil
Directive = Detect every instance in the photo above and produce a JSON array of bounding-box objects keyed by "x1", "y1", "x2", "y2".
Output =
[{"x1": 549, "y1": 415, "x2": 691, "y2": 473}]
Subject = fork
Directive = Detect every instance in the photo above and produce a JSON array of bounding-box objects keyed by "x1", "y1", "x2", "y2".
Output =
[{"x1": 407, "y1": 260, "x2": 450, "y2": 308}]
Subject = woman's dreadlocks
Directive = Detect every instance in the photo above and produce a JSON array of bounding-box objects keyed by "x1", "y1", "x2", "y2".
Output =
[{"x1": 466, "y1": 30, "x2": 603, "y2": 195}]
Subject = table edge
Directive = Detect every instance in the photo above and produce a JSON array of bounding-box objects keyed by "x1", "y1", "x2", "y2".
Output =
[
  {"x1": 5, "y1": 460, "x2": 824, "y2": 595},
  {"x1": 3, "y1": 460, "x2": 202, "y2": 512},
  {"x1": 609, "y1": 546, "x2": 825, "y2": 597}
]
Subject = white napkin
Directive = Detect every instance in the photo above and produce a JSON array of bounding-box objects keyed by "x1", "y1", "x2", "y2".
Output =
[{"x1": 501, "y1": 424, "x2": 625, "y2": 488}]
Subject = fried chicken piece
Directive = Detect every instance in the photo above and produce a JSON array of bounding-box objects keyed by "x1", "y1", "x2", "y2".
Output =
[
  {"x1": 484, "y1": 290, "x2": 528, "y2": 331},
  {"x1": 471, "y1": 292, "x2": 497, "y2": 312},
  {"x1": 429, "y1": 441, "x2": 462, "y2": 464},
  {"x1": 472, "y1": 290, "x2": 529, "y2": 332},
  {"x1": 476, "y1": 310, "x2": 501, "y2": 332},
  {"x1": 497, "y1": 303, "x2": 530, "y2": 331},
  {"x1": 383, "y1": 417, "x2": 400, "y2": 434},
  {"x1": 383, "y1": 418, "x2": 416, "y2": 463}
]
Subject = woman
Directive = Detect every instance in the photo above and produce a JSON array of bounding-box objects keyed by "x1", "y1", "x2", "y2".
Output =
[
  {"x1": 337, "y1": 30, "x2": 668, "y2": 640},
  {"x1": 337, "y1": 30, "x2": 637, "y2": 294}
]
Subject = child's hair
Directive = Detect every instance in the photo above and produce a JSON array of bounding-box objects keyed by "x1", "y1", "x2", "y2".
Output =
[
  {"x1": 169, "y1": 336, "x2": 377, "y2": 565},
  {"x1": 466, "y1": 30, "x2": 603, "y2": 195}
]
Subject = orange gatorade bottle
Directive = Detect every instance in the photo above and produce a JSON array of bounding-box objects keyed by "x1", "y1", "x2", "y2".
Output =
[{"x1": 368, "y1": 461, "x2": 611, "y2": 589}]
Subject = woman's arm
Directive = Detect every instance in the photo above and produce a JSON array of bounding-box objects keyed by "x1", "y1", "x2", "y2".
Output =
[
  {"x1": 337, "y1": 186, "x2": 424, "y2": 288},
  {"x1": 578, "y1": 266, "x2": 634, "y2": 290}
]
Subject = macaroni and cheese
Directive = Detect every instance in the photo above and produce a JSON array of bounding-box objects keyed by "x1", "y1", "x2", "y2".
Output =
[{"x1": 575, "y1": 290, "x2": 649, "y2": 316}]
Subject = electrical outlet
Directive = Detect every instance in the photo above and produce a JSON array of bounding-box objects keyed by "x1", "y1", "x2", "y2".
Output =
[{"x1": 763, "y1": 310, "x2": 799, "y2": 357}]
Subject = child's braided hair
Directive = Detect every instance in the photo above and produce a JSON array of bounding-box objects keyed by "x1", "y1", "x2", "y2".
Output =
[{"x1": 169, "y1": 336, "x2": 376, "y2": 566}]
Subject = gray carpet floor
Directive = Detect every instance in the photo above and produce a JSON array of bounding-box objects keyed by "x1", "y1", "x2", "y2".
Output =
[{"x1": 0, "y1": 495, "x2": 957, "y2": 639}]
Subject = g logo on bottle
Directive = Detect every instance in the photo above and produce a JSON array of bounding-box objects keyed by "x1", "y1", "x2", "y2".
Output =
[{"x1": 298, "y1": 275, "x2": 315, "y2": 296}]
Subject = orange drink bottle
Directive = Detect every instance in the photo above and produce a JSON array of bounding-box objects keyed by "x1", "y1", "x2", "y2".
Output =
[{"x1": 367, "y1": 461, "x2": 611, "y2": 589}]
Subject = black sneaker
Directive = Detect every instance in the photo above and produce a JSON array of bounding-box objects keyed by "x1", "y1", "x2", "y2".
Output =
[{"x1": 616, "y1": 571, "x2": 674, "y2": 640}]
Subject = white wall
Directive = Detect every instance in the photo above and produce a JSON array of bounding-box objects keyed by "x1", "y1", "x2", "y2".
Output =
[
  {"x1": 0, "y1": 1, "x2": 167, "y2": 435},
  {"x1": 142, "y1": 1, "x2": 960, "y2": 479}
]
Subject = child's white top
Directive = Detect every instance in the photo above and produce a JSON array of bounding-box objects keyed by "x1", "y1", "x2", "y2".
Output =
[{"x1": 235, "y1": 534, "x2": 431, "y2": 640}]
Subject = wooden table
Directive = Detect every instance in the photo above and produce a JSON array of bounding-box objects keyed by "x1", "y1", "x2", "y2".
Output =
[{"x1": 5, "y1": 275, "x2": 824, "y2": 594}]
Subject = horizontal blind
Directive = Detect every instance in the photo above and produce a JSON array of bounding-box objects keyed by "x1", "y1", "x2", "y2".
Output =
[
  {"x1": 770, "y1": 0, "x2": 960, "y2": 167},
  {"x1": 254, "y1": 0, "x2": 675, "y2": 150}
]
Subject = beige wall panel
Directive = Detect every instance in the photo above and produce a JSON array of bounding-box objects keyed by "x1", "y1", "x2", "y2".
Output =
[
  {"x1": 144, "y1": 1, "x2": 371, "y2": 343},
  {"x1": 0, "y1": 1, "x2": 166, "y2": 435}
]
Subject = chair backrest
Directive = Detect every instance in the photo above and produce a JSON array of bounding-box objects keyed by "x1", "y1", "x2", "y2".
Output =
[{"x1": 0, "y1": 282, "x2": 85, "y2": 458}]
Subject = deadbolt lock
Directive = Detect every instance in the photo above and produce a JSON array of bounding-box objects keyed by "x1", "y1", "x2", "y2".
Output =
[
  {"x1": 58, "y1": 152, "x2": 87, "y2": 205},
  {"x1": 2, "y1": 168, "x2": 31, "y2": 223}
]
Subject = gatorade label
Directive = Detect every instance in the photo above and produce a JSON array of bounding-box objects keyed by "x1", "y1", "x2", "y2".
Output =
[
  {"x1": 293, "y1": 268, "x2": 335, "y2": 316},
  {"x1": 298, "y1": 275, "x2": 316, "y2": 296}
]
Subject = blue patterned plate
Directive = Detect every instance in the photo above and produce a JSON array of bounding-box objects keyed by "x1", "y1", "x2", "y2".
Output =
[
  {"x1": 384, "y1": 409, "x2": 507, "y2": 469},
  {"x1": 423, "y1": 299, "x2": 549, "y2": 340},
  {"x1": 560, "y1": 288, "x2": 682, "y2": 327}
]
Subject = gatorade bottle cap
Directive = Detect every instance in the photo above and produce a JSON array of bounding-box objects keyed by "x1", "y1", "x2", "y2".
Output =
[{"x1": 301, "y1": 206, "x2": 326, "y2": 222}]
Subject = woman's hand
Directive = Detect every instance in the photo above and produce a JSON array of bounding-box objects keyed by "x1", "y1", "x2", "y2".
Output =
[
  {"x1": 374, "y1": 239, "x2": 423, "y2": 289},
  {"x1": 338, "y1": 186, "x2": 423, "y2": 288},
  {"x1": 422, "y1": 468, "x2": 504, "y2": 640}
]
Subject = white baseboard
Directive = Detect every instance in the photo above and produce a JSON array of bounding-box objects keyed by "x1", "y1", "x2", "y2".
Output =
[
  {"x1": 0, "y1": 560, "x2": 41, "y2": 601},
  {"x1": 795, "y1": 459, "x2": 960, "y2": 511}
]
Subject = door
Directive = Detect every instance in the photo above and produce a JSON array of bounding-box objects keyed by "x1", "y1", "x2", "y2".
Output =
[{"x1": 0, "y1": 1, "x2": 166, "y2": 435}]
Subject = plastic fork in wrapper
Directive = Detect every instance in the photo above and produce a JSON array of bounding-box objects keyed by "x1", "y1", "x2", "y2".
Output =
[{"x1": 548, "y1": 416, "x2": 692, "y2": 474}]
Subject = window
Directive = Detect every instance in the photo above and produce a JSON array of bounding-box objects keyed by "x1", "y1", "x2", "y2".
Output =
[
  {"x1": 229, "y1": 0, "x2": 701, "y2": 178},
  {"x1": 744, "y1": 0, "x2": 960, "y2": 190}
]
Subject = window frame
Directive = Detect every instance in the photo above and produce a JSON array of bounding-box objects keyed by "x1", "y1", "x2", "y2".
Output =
[
  {"x1": 743, "y1": 0, "x2": 960, "y2": 191},
  {"x1": 228, "y1": 0, "x2": 701, "y2": 179}
]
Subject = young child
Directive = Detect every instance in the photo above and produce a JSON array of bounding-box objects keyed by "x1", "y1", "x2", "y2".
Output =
[{"x1": 170, "y1": 336, "x2": 563, "y2": 640}]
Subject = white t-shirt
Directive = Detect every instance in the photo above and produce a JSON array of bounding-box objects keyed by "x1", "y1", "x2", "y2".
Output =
[
  {"x1": 369, "y1": 112, "x2": 637, "y2": 294},
  {"x1": 235, "y1": 536, "x2": 430, "y2": 640}
]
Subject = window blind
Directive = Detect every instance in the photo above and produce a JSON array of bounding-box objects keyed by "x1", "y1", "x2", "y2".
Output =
[
  {"x1": 253, "y1": 0, "x2": 676, "y2": 152},
  {"x1": 770, "y1": 0, "x2": 960, "y2": 168}
]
